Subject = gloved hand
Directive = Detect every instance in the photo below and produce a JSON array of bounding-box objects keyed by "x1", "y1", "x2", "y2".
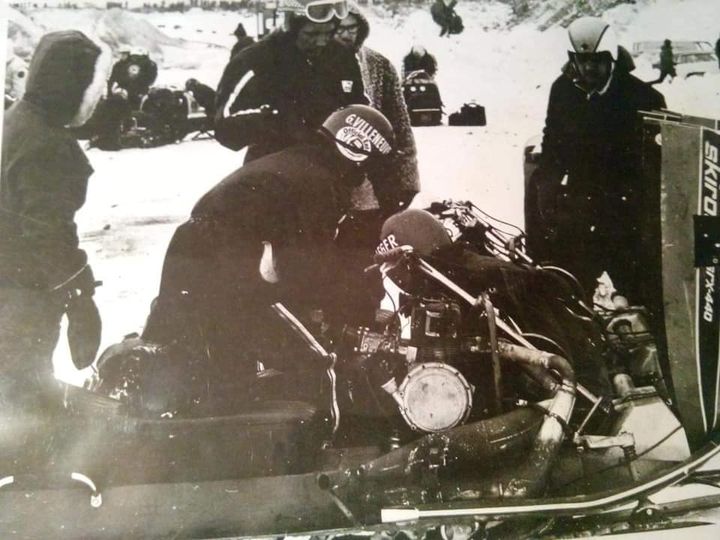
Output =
[
  {"x1": 65, "y1": 265, "x2": 102, "y2": 370},
  {"x1": 67, "y1": 293, "x2": 102, "y2": 370}
]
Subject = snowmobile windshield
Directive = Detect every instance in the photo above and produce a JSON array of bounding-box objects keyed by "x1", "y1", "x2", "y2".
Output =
[{"x1": 305, "y1": 0, "x2": 349, "y2": 23}]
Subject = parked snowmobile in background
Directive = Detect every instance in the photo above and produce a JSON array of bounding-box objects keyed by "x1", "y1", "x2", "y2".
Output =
[
  {"x1": 403, "y1": 70, "x2": 444, "y2": 126},
  {"x1": 3, "y1": 113, "x2": 720, "y2": 539},
  {"x1": 77, "y1": 84, "x2": 213, "y2": 150}
]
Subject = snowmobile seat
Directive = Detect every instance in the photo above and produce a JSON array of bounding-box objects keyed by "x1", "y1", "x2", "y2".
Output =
[{"x1": 10, "y1": 388, "x2": 321, "y2": 487}]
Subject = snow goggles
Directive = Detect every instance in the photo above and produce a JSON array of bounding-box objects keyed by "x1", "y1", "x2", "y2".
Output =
[{"x1": 304, "y1": 0, "x2": 349, "y2": 23}]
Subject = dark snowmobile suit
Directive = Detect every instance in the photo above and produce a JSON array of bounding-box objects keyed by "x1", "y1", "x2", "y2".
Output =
[
  {"x1": 108, "y1": 53, "x2": 158, "y2": 109},
  {"x1": 651, "y1": 42, "x2": 676, "y2": 84},
  {"x1": 141, "y1": 137, "x2": 381, "y2": 411},
  {"x1": 526, "y1": 61, "x2": 665, "y2": 305},
  {"x1": 1, "y1": 31, "x2": 102, "y2": 413},
  {"x1": 214, "y1": 30, "x2": 367, "y2": 163},
  {"x1": 186, "y1": 78, "x2": 217, "y2": 118}
]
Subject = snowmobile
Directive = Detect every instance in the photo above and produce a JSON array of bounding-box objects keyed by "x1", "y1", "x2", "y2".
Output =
[
  {"x1": 403, "y1": 70, "x2": 444, "y2": 127},
  {"x1": 3, "y1": 113, "x2": 720, "y2": 540},
  {"x1": 79, "y1": 85, "x2": 212, "y2": 150}
]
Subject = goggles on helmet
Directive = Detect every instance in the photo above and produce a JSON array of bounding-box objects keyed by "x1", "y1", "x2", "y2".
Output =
[{"x1": 304, "y1": 0, "x2": 349, "y2": 23}]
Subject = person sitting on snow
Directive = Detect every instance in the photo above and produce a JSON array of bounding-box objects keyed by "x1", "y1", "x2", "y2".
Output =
[
  {"x1": 123, "y1": 105, "x2": 395, "y2": 415},
  {"x1": 214, "y1": 0, "x2": 367, "y2": 166},
  {"x1": 332, "y1": 1, "x2": 419, "y2": 248},
  {"x1": 402, "y1": 44, "x2": 438, "y2": 79},
  {"x1": 526, "y1": 17, "x2": 665, "y2": 308},
  {"x1": 185, "y1": 77, "x2": 216, "y2": 118}
]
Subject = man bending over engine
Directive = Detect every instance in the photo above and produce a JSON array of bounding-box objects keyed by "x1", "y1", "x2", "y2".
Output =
[{"x1": 101, "y1": 105, "x2": 395, "y2": 415}]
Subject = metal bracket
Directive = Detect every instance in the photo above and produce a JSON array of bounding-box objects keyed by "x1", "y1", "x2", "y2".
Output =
[{"x1": 694, "y1": 215, "x2": 720, "y2": 267}]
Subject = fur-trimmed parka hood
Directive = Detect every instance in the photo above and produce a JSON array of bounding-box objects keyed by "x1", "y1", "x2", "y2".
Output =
[
  {"x1": 23, "y1": 30, "x2": 109, "y2": 127},
  {"x1": 347, "y1": 1, "x2": 370, "y2": 50}
]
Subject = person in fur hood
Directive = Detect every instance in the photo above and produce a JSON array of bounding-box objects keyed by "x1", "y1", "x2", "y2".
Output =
[
  {"x1": 1, "y1": 31, "x2": 110, "y2": 413},
  {"x1": 333, "y1": 1, "x2": 420, "y2": 248}
]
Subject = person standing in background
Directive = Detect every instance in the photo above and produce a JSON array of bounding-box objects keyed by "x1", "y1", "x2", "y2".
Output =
[
  {"x1": 214, "y1": 0, "x2": 367, "y2": 164},
  {"x1": 651, "y1": 39, "x2": 676, "y2": 85},
  {"x1": 230, "y1": 22, "x2": 255, "y2": 60},
  {"x1": 333, "y1": 2, "x2": 420, "y2": 246},
  {"x1": 527, "y1": 17, "x2": 665, "y2": 306}
]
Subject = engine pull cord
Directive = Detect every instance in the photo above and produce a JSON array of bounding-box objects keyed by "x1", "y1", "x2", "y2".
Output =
[
  {"x1": 271, "y1": 303, "x2": 340, "y2": 437},
  {"x1": 481, "y1": 292, "x2": 503, "y2": 415}
]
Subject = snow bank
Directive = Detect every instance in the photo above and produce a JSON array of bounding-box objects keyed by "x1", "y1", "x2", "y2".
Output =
[{"x1": 9, "y1": 6, "x2": 222, "y2": 70}]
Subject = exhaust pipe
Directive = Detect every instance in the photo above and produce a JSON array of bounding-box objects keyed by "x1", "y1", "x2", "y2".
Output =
[{"x1": 320, "y1": 344, "x2": 576, "y2": 502}]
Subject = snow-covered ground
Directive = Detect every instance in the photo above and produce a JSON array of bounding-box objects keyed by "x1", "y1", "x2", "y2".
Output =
[{"x1": 3, "y1": 0, "x2": 720, "y2": 385}]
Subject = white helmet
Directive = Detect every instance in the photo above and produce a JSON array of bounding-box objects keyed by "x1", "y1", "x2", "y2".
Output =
[
  {"x1": 567, "y1": 16, "x2": 618, "y2": 61},
  {"x1": 130, "y1": 46, "x2": 149, "y2": 57}
]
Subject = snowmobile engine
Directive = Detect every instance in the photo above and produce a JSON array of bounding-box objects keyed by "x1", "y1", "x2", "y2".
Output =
[{"x1": 343, "y1": 298, "x2": 477, "y2": 433}]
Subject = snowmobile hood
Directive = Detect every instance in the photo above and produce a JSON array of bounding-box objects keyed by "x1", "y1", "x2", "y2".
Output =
[
  {"x1": 23, "y1": 30, "x2": 105, "y2": 127},
  {"x1": 347, "y1": 1, "x2": 370, "y2": 50}
]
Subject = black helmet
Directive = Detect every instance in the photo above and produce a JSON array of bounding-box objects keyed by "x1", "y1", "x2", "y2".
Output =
[{"x1": 321, "y1": 104, "x2": 395, "y2": 166}]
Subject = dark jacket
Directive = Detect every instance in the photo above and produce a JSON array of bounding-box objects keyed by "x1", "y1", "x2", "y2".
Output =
[
  {"x1": 108, "y1": 54, "x2": 158, "y2": 103},
  {"x1": 431, "y1": 0, "x2": 457, "y2": 26},
  {"x1": 528, "y1": 65, "x2": 666, "y2": 295},
  {"x1": 402, "y1": 50, "x2": 438, "y2": 79},
  {"x1": 143, "y1": 140, "x2": 380, "y2": 385},
  {"x1": 214, "y1": 30, "x2": 367, "y2": 163},
  {"x1": 186, "y1": 79, "x2": 216, "y2": 117},
  {"x1": 346, "y1": 3, "x2": 419, "y2": 212},
  {"x1": 1, "y1": 30, "x2": 100, "y2": 291},
  {"x1": 659, "y1": 43, "x2": 676, "y2": 73}
]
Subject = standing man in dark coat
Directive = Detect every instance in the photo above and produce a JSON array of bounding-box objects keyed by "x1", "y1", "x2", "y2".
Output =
[
  {"x1": 141, "y1": 105, "x2": 395, "y2": 408},
  {"x1": 333, "y1": 2, "x2": 420, "y2": 246},
  {"x1": 1, "y1": 31, "x2": 109, "y2": 413},
  {"x1": 229, "y1": 22, "x2": 255, "y2": 60},
  {"x1": 715, "y1": 34, "x2": 720, "y2": 69},
  {"x1": 651, "y1": 39, "x2": 676, "y2": 85},
  {"x1": 526, "y1": 17, "x2": 666, "y2": 305},
  {"x1": 214, "y1": 0, "x2": 367, "y2": 164}
]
